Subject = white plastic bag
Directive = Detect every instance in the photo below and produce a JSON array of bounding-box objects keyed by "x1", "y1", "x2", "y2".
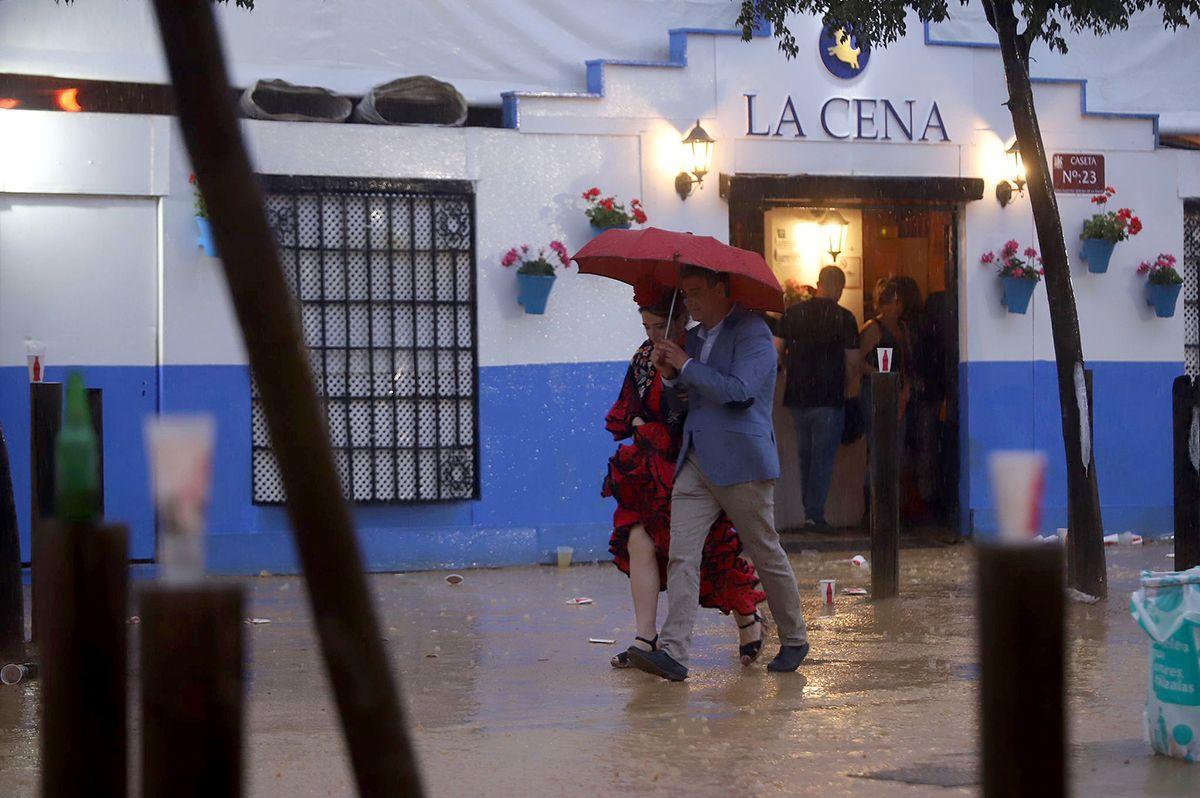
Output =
[{"x1": 1130, "y1": 567, "x2": 1200, "y2": 762}]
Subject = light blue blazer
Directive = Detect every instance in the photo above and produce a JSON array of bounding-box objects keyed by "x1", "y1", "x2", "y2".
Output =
[{"x1": 667, "y1": 305, "x2": 780, "y2": 486}]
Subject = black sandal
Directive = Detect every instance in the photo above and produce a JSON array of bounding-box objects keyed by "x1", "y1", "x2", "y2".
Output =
[
  {"x1": 611, "y1": 635, "x2": 658, "y2": 669},
  {"x1": 738, "y1": 613, "x2": 765, "y2": 666}
]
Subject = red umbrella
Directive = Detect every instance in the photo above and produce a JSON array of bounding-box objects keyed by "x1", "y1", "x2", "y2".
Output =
[{"x1": 571, "y1": 227, "x2": 784, "y2": 313}]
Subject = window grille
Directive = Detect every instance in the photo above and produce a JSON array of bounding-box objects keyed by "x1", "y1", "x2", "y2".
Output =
[
  {"x1": 252, "y1": 175, "x2": 479, "y2": 504},
  {"x1": 1186, "y1": 201, "x2": 1200, "y2": 377}
]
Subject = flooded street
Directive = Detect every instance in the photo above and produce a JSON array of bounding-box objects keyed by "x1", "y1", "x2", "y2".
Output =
[{"x1": 1, "y1": 542, "x2": 1196, "y2": 796}]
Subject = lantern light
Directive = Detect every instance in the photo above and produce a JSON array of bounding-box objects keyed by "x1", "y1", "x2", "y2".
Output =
[
  {"x1": 818, "y1": 209, "x2": 850, "y2": 263},
  {"x1": 996, "y1": 139, "x2": 1026, "y2": 208},
  {"x1": 675, "y1": 120, "x2": 716, "y2": 201}
]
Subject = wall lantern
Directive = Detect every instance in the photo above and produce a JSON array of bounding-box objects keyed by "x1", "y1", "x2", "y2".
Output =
[
  {"x1": 675, "y1": 119, "x2": 715, "y2": 200},
  {"x1": 996, "y1": 140, "x2": 1027, "y2": 208},
  {"x1": 818, "y1": 209, "x2": 850, "y2": 262}
]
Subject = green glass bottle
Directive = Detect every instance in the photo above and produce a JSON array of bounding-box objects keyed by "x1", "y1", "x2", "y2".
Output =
[{"x1": 55, "y1": 372, "x2": 99, "y2": 523}]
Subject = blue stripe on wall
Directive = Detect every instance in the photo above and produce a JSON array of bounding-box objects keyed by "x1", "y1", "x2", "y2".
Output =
[
  {"x1": 1, "y1": 358, "x2": 1178, "y2": 571},
  {"x1": 0, "y1": 361, "x2": 627, "y2": 573},
  {"x1": 0, "y1": 366, "x2": 158, "y2": 560},
  {"x1": 964, "y1": 360, "x2": 1180, "y2": 538}
]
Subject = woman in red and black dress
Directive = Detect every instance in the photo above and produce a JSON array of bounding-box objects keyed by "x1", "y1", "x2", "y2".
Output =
[{"x1": 603, "y1": 281, "x2": 767, "y2": 668}]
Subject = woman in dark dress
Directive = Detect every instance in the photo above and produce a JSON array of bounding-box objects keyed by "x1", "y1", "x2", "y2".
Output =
[{"x1": 603, "y1": 280, "x2": 766, "y2": 668}]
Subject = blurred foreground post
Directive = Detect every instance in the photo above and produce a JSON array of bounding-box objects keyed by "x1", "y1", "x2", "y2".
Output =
[
  {"x1": 869, "y1": 372, "x2": 900, "y2": 599},
  {"x1": 980, "y1": 450, "x2": 1064, "y2": 797},
  {"x1": 141, "y1": 583, "x2": 243, "y2": 798},
  {"x1": 38, "y1": 521, "x2": 128, "y2": 798},
  {"x1": 0, "y1": 423, "x2": 22, "y2": 659},
  {"x1": 29, "y1": 382, "x2": 62, "y2": 645},
  {"x1": 149, "y1": 1, "x2": 424, "y2": 794},
  {"x1": 977, "y1": 545, "x2": 1065, "y2": 796},
  {"x1": 1174, "y1": 376, "x2": 1200, "y2": 571}
]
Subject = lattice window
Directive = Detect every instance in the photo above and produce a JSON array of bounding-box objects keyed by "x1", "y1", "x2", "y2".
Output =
[
  {"x1": 252, "y1": 176, "x2": 478, "y2": 504},
  {"x1": 1186, "y1": 201, "x2": 1200, "y2": 377}
]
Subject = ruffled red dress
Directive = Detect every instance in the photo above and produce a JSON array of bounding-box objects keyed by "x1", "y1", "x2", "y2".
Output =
[{"x1": 602, "y1": 340, "x2": 765, "y2": 616}]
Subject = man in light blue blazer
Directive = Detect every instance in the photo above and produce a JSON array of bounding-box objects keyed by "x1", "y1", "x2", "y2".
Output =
[{"x1": 628, "y1": 265, "x2": 810, "y2": 681}]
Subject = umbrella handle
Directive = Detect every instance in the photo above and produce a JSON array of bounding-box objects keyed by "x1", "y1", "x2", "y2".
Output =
[{"x1": 667, "y1": 289, "x2": 678, "y2": 330}]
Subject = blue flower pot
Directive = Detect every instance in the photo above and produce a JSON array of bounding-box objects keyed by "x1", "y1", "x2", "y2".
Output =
[
  {"x1": 517, "y1": 273, "x2": 556, "y2": 315},
  {"x1": 196, "y1": 216, "x2": 217, "y2": 257},
  {"x1": 1080, "y1": 237, "x2": 1115, "y2": 274},
  {"x1": 590, "y1": 221, "x2": 631, "y2": 237},
  {"x1": 1146, "y1": 282, "x2": 1182, "y2": 318},
  {"x1": 1001, "y1": 277, "x2": 1037, "y2": 314}
]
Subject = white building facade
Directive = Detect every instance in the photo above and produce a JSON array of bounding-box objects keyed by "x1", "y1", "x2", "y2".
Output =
[{"x1": 2, "y1": 1, "x2": 1198, "y2": 572}]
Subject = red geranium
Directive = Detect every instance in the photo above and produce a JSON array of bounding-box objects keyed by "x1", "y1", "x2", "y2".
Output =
[
  {"x1": 982, "y1": 241, "x2": 1041, "y2": 282},
  {"x1": 502, "y1": 240, "x2": 572, "y2": 276},
  {"x1": 1083, "y1": 186, "x2": 1141, "y2": 243},
  {"x1": 582, "y1": 187, "x2": 647, "y2": 229}
]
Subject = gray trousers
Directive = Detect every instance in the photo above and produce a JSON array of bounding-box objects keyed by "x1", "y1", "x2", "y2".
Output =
[{"x1": 660, "y1": 453, "x2": 809, "y2": 667}]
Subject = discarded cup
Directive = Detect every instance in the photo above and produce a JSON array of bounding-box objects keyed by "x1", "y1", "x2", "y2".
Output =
[
  {"x1": 588, "y1": 638, "x2": 615, "y2": 645},
  {"x1": 819, "y1": 579, "x2": 836, "y2": 605},
  {"x1": 445, "y1": 573, "x2": 464, "y2": 585},
  {"x1": 0, "y1": 662, "x2": 37, "y2": 685},
  {"x1": 556, "y1": 546, "x2": 573, "y2": 568},
  {"x1": 565, "y1": 597, "x2": 593, "y2": 605},
  {"x1": 842, "y1": 587, "x2": 869, "y2": 596},
  {"x1": 850, "y1": 555, "x2": 868, "y2": 568},
  {"x1": 877, "y1": 347, "x2": 894, "y2": 374}
]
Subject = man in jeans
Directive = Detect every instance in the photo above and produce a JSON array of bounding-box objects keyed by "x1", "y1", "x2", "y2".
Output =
[{"x1": 780, "y1": 266, "x2": 859, "y2": 529}]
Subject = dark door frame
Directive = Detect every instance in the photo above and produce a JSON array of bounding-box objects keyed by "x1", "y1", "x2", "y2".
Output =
[{"x1": 723, "y1": 172, "x2": 982, "y2": 534}]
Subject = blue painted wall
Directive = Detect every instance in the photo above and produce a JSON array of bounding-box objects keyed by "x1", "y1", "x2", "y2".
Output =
[
  {"x1": 964, "y1": 360, "x2": 1179, "y2": 537},
  {"x1": 1, "y1": 361, "x2": 626, "y2": 573},
  {"x1": 1, "y1": 358, "x2": 1178, "y2": 572}
]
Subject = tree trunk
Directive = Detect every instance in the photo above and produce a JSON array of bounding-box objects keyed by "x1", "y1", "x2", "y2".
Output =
[{"x1": 985, "y1": 0, "x2": 1107, "y2": 598}]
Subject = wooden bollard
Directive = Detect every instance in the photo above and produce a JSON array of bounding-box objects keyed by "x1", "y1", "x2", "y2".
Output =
[
  {"x1": 28, "y1": 385, "x2": 105, "y2": 646},
  {"x1": 141, "y1": 583, "x2": 244, "y2": 798},
  {"x1": 978, "y1": 544, "x2": 1066, "y2": 797},
  {"x1": 0, "y1": 422, "x2": 23, "y2": 658},
  {"x1": 869, "y1": 372, "x2": 900, "y2": 599},
  {"x1": 29, "y1": 382, "x2": 62, "y2": 646},
  {"x1": 1175, "y1": 376, "x2": 1200, "y2": 571},
  {"x1": 38, "y1": 521, "x2": 128, "y2": 798}
]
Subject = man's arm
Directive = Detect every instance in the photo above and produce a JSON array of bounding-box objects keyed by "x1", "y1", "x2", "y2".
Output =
[{"x1": 677, "y1": 322, "x2": 775, "y2": 407}]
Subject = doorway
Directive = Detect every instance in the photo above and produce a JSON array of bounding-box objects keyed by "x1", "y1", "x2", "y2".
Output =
[{"x1": 724, "y1": 173, "x2": 976, "y2": 534}]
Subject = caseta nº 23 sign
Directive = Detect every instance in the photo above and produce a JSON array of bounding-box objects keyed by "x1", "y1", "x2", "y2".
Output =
[{"x1": 744, "y1": 93, "x2": 951, "y2": 143}]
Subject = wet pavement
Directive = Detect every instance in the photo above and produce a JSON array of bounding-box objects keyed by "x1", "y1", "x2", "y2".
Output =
[{"x1": 1, "y1": 542, "x2": 1197, "y2": 796}]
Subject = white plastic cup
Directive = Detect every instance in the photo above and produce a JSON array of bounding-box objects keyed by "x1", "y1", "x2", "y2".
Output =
[
  {"x1": 145, "y1": 415, "x2": 216, "y2": 583},
  {"x1": 25, "y1": 340, "x2": 45, "y2": 382},
  {"x1": 877, "y1": 347, "x2": 894, "y2": 373},
  {"x1": 988, "y1": 451, "x2": 1047, "y2": 544},
  {"x1": 819, "y1": 579, "x2": 836, "y2": 605},
  {"x1": 556, "y1": 546, "x2": 573, "y2": 569}
]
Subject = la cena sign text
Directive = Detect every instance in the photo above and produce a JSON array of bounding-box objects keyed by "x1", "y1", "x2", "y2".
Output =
[{"x1": 744, "y1": 94, "x2": 950, "y2": 142}]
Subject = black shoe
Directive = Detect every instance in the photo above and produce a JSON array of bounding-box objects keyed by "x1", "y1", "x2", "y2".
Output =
[
  {"x1": 766, "y1": 643, "x2": 810, "y2": 672},
  {"x1": 737, "y1": 612, "x2": 765, "y2": 667},
  {"x1": 627, "y1": 647, "x2": 688, "y2": 681},
  {"x1": 611, "y1": 635, "x2": 657, "y2": 669}
]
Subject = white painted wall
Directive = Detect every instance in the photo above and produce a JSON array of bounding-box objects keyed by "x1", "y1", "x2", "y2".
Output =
[
  {"x1": 0, "y1": 195, "x2": 158, "y2": 367},
  {"x1": 2, "y1": 20, "x2": 1196, "y2": 376}
]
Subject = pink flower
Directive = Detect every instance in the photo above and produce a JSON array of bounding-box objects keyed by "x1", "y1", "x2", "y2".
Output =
[
  {"x1": 1137, "y1": 262, "x2": 1151, "y2": 275},
  {"x1": 549, "y1": 240, "x2": 570, "y2": 267},
  {"x1": 1002, "y1": 239, "x2": 1019, "y2": 256},
  {"x1": 501, "y1": 248, "x2": 520, "y2": 268},
  {"x1": 521, "y1": 243, "x2": 529, "y2": 252},
  {"x1": 980, "y1": 251, "x2": 996, "y2": 265},
  {"x1": 1024, "y1": 247, "x2": 1038, "y2": 258}
]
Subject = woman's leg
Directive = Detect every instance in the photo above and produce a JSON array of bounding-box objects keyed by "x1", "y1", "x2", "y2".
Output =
[{"x1": 627, "y1": 524, "x2": 660, "y2": 648}]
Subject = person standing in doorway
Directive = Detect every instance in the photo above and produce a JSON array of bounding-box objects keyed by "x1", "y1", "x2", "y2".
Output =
[
  {"x1": 779, "y1": 266, "x2": 860, "y2": 529},
  {"x1": 628, "y1": 265, "x2": 810, "y2": 681}
]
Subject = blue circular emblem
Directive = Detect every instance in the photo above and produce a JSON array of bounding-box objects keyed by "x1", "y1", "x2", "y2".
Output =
[{"x1": 819, "y1": 25, "x2": 870, "y2": 79}]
